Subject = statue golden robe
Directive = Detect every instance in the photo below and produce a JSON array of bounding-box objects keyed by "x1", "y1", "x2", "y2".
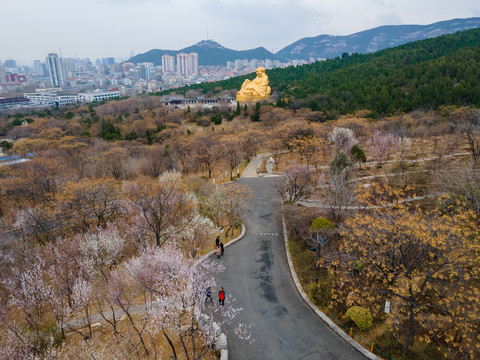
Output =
[{"x1": 236, "y1": 66, "x2": 271, "y2": 102}]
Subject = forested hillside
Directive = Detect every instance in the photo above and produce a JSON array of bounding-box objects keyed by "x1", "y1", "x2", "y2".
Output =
[{"x1": 174, "y1": 28, "x2": 480, "y2": 118}]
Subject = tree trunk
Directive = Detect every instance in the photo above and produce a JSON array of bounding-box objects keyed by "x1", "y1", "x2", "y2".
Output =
[
  {"x1": 85, "y1": 305, "x2": 92, "y2": 340},
  {"x1": 404, "y1": 302, "x2": 415, "y2": 355},
  {"x1": 164, "y1": 332, "x2": 178, "y2": 360}
]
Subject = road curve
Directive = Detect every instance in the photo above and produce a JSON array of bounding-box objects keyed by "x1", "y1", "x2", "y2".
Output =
[{"x1": 213, "y1": 177, "x2": 366, "y2": 360}]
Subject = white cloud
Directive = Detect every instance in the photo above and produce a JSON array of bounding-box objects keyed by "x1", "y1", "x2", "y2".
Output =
[{"x1": 377, "y1": 13, "x2": 403, "y2": 25}]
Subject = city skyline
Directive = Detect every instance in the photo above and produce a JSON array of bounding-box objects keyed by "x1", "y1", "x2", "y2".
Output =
[{"x1": 2, "y1": 0, "x2": 480, "y2": 64}]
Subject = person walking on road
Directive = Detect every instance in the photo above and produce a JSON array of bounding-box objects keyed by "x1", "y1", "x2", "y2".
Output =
[
  {"x1": 216, "y1": 245, "x2": 221, "y2": 258},
  {"x1": 205, "y1": 287, "x2": 213, "y2": 302},
  {"x1": 219, "y1": 287, "x2": 225, "y2": 306},
  {"x1": 220, "y1": 241, "x2": 224, "y2": 256}
]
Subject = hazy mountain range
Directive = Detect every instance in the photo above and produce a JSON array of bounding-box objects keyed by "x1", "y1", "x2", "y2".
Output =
[{"x1": 127, "y1": 17, "x2": 480, "y2": 66}]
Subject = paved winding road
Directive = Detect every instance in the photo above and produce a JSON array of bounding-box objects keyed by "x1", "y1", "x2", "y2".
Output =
[{"x1": 213, "y1": 176, "x2": 366, "y2": 360}]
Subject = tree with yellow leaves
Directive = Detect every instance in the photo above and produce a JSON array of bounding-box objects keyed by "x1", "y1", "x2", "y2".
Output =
[
  {"x1": 289, "y1": 135, "x2": 322, "y2": 165},
  {"x1": 338, "y1": 184, "x2": 480, "y2": 357},
  {"x1": 56, "y1": 177, "x2": 121, "y2": 232},
  {"x1": 1, "y1": 157, "x2": 65, "y2": 208}
]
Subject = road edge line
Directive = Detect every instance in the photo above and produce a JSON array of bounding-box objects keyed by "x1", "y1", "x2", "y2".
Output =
[{"x1": 282, "y1": 215, "x2": 381, "y2": 360}]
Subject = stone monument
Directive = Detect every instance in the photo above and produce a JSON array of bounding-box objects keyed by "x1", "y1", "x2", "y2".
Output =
[
  {"x1": 266, "y1": 157, "x2": 275, "y2": 174},
  {"x1": 236, "y1": 66, "x2": 271, "y2": 102}
]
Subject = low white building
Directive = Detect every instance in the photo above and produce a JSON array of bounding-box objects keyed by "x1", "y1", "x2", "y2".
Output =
[
  {"x1": 24, "y1": 93, "x2": 66, "y2": 106},
  {"x1": 24, "y1": 89, "x2": 119, "y2": 107},
  {"x1": 78, "y1": 89, "x2": 119, "y2": 102}
]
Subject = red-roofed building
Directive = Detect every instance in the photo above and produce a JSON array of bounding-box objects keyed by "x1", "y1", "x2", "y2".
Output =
[{"x1": 4, "y1": 73, "x2": 26, "y2": 83}]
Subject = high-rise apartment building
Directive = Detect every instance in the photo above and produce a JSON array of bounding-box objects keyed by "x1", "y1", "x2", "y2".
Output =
[
  {"x1": 0, "y1": 66, "x2": 6, "y2": 82},
  {"x1": 4, "y1": 60, "x2": 16, "y2": 69},
  {"x1": 234, "y1": 59, "x2": 243, "y2": 71},
  {"x1": 187, "y1": 52, "x2": 199, "y2": 75},
  {"x1": 102, "y1": 57, "x2": 115, "y2": 66},
  {"x1": 46, "y1": 53, "x2": 65, "y2": 87},
  {"x1": 176, "y1": 53, "x2": 188, "y2": 76},
  {"x1": 34, "y1": 60, "x2": 46, "y2": 75},
  {"x1": 122, "y1": 62, "x2": 135, "y2": 73},
  {"x1": 162, "y1": 54, "x2": 175, "y2": 74},
  {"x1": 138, "y1": 62, "x2": 153, "y2": 81},
  {"x1": 176, "y1": 52, "x2": 199, "y2": 76},
  {"x1": 63, "y1": 58, "x2": 78, "y2": 73}
]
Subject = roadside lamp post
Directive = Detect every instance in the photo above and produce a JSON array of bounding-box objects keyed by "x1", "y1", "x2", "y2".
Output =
[
  {"x1": 310, "y1": 235, "x2": 325, "y2": 283},
  {"x1": 309, "y1": 246, "x2": 320, "y2": 283}
]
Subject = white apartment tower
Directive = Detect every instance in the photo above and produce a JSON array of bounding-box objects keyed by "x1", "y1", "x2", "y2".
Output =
[
  {"x1": 176, "y1": 52, "x2": 199, "y2": 76},
  {"x1": 176, "y1": 53, "x2": 188, "y2": 76},
  {"x1": 46, "y1": 52, "x2": 65, "y2": 87},
  {"x1": 162, "y1": 54, "x2": 175, "y2": 73},
  {"x1": 234, "y1": 59, "x2": 243, "y2": 71},
  {"x1": 187, "y1": 52, "x2": 199, "y2": 75}
]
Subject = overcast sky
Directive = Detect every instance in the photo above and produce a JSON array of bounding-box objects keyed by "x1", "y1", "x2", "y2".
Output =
[{"x1": 2, "y1": 0, "x2": 480, "y2": 64}]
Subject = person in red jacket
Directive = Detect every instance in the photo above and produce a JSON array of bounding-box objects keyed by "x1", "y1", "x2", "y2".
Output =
[{"x1": 218, "y1": 287, "x2": 225, "y2": 306}]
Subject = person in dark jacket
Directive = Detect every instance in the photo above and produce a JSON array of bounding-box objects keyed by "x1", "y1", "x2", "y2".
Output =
[
  {"x1": 220, "y1": 241, "x2": 224, "y2": 256},
  {"x1": 218, "y1": 287, "x2": 225, "y2": 306},
  {"x1": 205, "y1": 287, "x2": 213, "y2": 302},
  {"x1": 215, "y1": 236, "x2": 220, "y2": 247}
]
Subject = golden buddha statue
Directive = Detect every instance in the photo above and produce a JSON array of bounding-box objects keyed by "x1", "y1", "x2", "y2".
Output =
[{"x1": 236, "y1": 66, "x2": 271, "y2": 102}]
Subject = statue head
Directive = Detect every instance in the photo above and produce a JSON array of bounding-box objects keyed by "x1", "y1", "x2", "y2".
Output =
[{"x1": 256, "y1": 67, "x2": 265, "y2": 76}]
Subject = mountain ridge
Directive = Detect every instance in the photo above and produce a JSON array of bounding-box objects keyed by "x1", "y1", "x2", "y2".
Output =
[
  {"x1": 127, "y1": 39, "x2": 279, "y2": 66},
  {"x1": 277, "y1": 17, "x2": 480, "y2": 60},
  {"x1": 126, "y1": 17, "x2": 480, "y2": 66}
]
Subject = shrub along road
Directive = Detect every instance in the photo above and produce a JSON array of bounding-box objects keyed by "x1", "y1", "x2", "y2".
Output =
[{"x1": 213, "y1": 176, "x2": 366, "y2": 360}]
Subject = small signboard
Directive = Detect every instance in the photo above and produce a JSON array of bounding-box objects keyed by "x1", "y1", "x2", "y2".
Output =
[
  {"x1": 317, "y1": 235, "x2": 325, "y2": 246},
  {"x1": 385, "y1": 301, "x2": 391, "y2": 314}
]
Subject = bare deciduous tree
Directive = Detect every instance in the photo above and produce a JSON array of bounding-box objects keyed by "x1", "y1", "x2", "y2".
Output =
[
  {"x1": 317, "y1": 170, "x2": 358, "y2": 223},
  {"x1": 328, "y1": 127, "x2": 357, "y2": 155},
  {"x1": 366, "y1": 130, "x2": 400, "y2": 167},
  {"x1": 193, "y1": 134, "x2": 222, "y2": 179},
  {"x1": 450, "y1": 108, "x2": 480, "y2": 163},
  {"x1": 433, "y1": 162, "x2": 480, "y2": 222},
  {"x1": 122, "y1": 172, "x2": 194, "y2": 247},
  {"x1": 274, "y1": 165, "x2": 314, "y2": 204}
]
